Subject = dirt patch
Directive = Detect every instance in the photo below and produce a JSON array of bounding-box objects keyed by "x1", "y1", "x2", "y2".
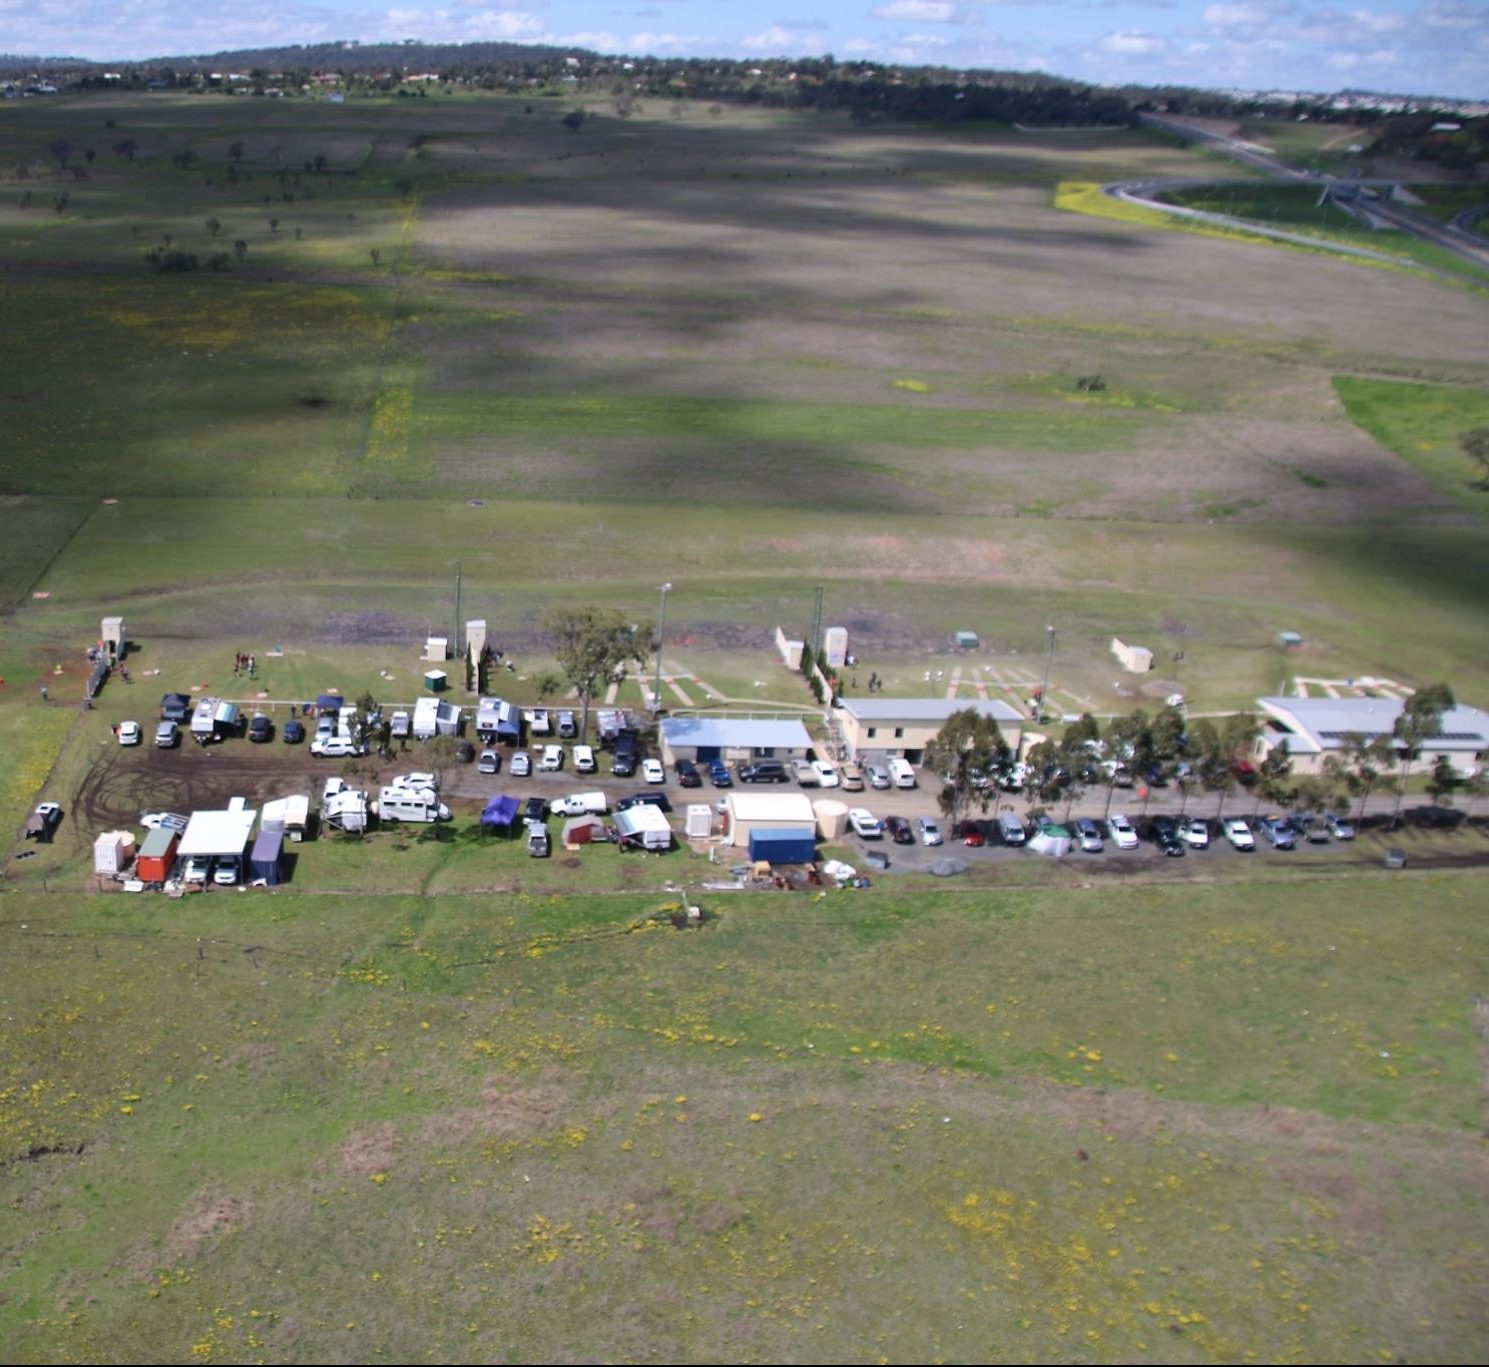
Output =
[
  {"x1": 1473, "y1": 997, "x2": 1489, "y2": 1135},
  {"x1": 418, "y1": 1072, "x2": 574, "y2": 1150},
  {"x1": 140, "y1": 1189, "x2": 253, "y2": 1271},
  {"x1": 224, "y1": 1042, "x2": 276, "y2": 1071},
  {"x1": 334, "y1": 1122, "x2": 399, "y2": 1179}
]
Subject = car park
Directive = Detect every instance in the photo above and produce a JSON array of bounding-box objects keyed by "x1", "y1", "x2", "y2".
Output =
[
  {"x1": 155, "y1": 720, "x2": 180, "y2": 748},
  {"x1": 998, "y1": 813, "x2": 1027, "y2": 846},
  {"x1": 707, "y1": 759, "x2": 733, "y2": 787},
  {"x1": 839, "y1": 762, "x2": 864, "y2": 792},
  {"x1": 510, "y1": 751, "x2": 532, "y2": 778},
  {"x1": 1179, "y1": 817, "x2": 1209, "y2": 849},
  {"x1": 738, "y1": 760, "x2": 789, "y2": 784},
  {"x1": 885, "y1": 816, "x2": 914, "y2": 845},
  {"x1": 1222, "y1": 817, "x2": 1255, "y2": 850},
  {"x1": 541, "y1": 744, "x2": 565, "y2": 772},
  {"x1": 573, "y1": 744, "x2": 597, "y2": 774},
  {"x1": 478, "y1": 749, "x2": 501, "y2": 775},
  {"x1": 1257, "y1": 815, "x2": 1296, "y2": 849},
  {"x1": 248, "y1": 714, "x2": 273, "y2": 743},
  {"x1": 957, "y1": 820, "x2": 986, "y2": 847},
  {"x1": 616, "y1": 792, "x2": 672, "y2": 814},
  {"x1": 812, "y1": 760, "x2": 840, "y2": 788},
  {"x1": 917, "y1": 817, "x2": 943, "y2": 847},
  {"x1": 213, "y1": 855, "x2": 241, "y2": 886},
  {"x1": 865, "y1": 764, "x2": 891, "y2": 790},
  {"x1": 311, "y1": 735, "x2": 367, "y2": 758},
  {"x1": 118, "y1": 721, "x2": 141, "y2": 746},
  {"x1": 641, "y1": 758, "x2": 666, "y2": 785},
  {"x1": 1326, "y1": 813, "x2": 1355, "y2": 840},
  {"x1": 282, "y1": 719, "x2": 305, "y2": 745},
  {"x1": 1075, "y1": 818, "x2": 1103, "y2": 853},
  {"x1": 1106, "y1": 814, "x2": 1139, "y2": 850},
  {"x1": 848, "y1": 808, "x2": 883, "y2": 839},
  {"x1": 1150, "y1": 817, "x2": 1185, "y2": 857},
  {"x1": 674, "y1": 758, "x2": 702, "y2": 788}
]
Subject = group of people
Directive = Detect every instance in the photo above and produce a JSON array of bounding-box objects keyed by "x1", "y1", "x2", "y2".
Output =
[{"x1": 232, "y1": 652, "x2": 256, "y2": 678}]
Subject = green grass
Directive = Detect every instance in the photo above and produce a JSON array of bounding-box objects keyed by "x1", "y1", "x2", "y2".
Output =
[
  {"x1": 2, "y1": 877, "x2": 1487, "y2": 1363},
  {"x1": 1334, "y1": 376, "x2": 1489, "y2": 513}
]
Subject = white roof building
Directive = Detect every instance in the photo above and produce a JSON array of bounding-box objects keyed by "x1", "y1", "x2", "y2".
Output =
[
  {"x1": 1256, "y1": 696, "x2": 1488, "y2": 773},
  {"x1": 179, "y1": 801, "x2": 258, "y2": 857}
]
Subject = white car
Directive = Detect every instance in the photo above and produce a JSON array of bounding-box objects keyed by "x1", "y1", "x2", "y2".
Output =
[
  {"x1": 812, "y1": 760, "x2": 840, "y2": 788},
  {"x1": 140, "y1": 811, "x2": 188, "y2": 832},
  {"x1": 917, "y1": 817, "x2": 943, "y2": 846},
  {"x1": 1223, "y1": 817, "x2": 1255, "y2": 851},
  {"x1": 1107, "y1": 814, "x2": 1139, "y2": 850},
  {"x1": 213, "y1": 855, "x2": 241, "y2": 886},
  {"x1": 311, "y1": 735, "x2": 367, "y2": 758},
  {"x1": 887, "y1": 757, "x2": 917, "y2": 788},
  {"x1": 642, "y1": 758, "x2": 666, "y2": 785},
  {"x1": 1179, "y1": 817, "x2": 1210, "y2": 849},
  {"x1": 510, "y1": 751, "x2": 532, "y2": 777},
  {"x1": 118, "y1": 721, "x2": 142, "y2": 746},
  {"x1": 528, "y1": 708, "x2": 551, "y2": 736},
  {"x1": 183, "y1": 855, "x2": 212, "y2": 884},
  {"x1": 389, "y1": 772, "x2": 437, "y2": 793},
  {"x1": 573, "y1": 744, "x2": 597, "y2": 774},
  {"x1": 848, "y1": 808, "x2": 883, "y2": 839},
  {"x1": 865, "y1": 764, "x2": 891, "y2": 790},
  {"x1": 540, "y1": 744, "x2": 564, "y2": 772},
  {"x1": 478, "y1": 749, "x2": 501, "y2": 775}
]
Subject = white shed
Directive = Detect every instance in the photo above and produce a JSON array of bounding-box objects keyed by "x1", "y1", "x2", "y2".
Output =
[
  {"x1": 1111, "y1": 638, "x2": 1153, "y2": 673},
  {"x1": 93, "y1": 830, "x2": 135, "y2": 875},
  {"x1": 685, "y1": 804, "x2": 715, "y2": 839},
  {"x1": 723, "y1": 791, "x2": 817, "y2": 849}
]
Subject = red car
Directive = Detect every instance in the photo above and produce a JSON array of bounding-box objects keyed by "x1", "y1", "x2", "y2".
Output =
[{"x1": 957, "y1": 820, "x2": 986, "y2": 847}]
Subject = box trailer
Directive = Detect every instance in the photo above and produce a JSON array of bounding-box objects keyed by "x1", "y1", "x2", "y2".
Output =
[
  {"x1": 261, "y1": 794, "x2": 310, "y2": 843},
  {"x1": 324, "y1": 789, "x2": 368, "y2": 833},
  {"x1": 747, "y1": 827, "x2": 816, "y2": 865},
  {"x1": 616, "y1": 803, "x2": 672, "y2": 852}
]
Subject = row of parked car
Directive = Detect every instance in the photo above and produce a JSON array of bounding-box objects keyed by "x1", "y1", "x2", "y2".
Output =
[{"x1": 673, "y1": 755, "x2": 917, "y2": 790}]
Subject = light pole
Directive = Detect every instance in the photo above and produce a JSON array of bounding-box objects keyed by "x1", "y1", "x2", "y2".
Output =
[
  {"x1": 1172, "y1": 650, "x2": 1185, "y2": 700},
  {"x1": 653, "y1": 582, "x2": 672, "y2": 714},
  {"x1": 1037, "y1": 624, "x2": 1055, "y2": 722}
]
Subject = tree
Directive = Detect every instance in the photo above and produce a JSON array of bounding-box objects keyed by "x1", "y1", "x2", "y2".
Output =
[
  {"x1": 228, "y1": 141, "x2": 245, "y2": 162},
  {"x1": 47, "y1": 138, "x2": 73, "y2": 170},
  {"x1": 561, "y1": 110, "x2": 587, "y2": 132},
  {"x1": 205, "y1": 216, "x2": 221, "y2": 236},
  {"x1": 233, "y1": 239, "x2": 247, "y2": 261},
  {"x1": 1425, "y1": 754, "x2": 1459, "y2": 810},
  {"x1": 352, "y1": 691, "x2": 380, "y2": 749},
  {"x1": 1390, "y1": 682, "x2": 1456, "y2": 826},
  {"x1": 923, "y1": 707, "x2": 1012, "y2": 828},
  {"x1": 1102, "y1": 709, "x2": 1152, "y2": 816},
  {"x1": 369, "y1": 248, "x2": 381, "y2": 266},
  {"x1": 1341, "y1": 731, "x2": 1394, "y2": 823},
  {"x1": 541, "y1": 607, "x2": 650, "y2": 742},
  {"x1": 423, "y1": 734, "x2": 463, "y2": 800},
  {"x1": 1460, "y1": 427, "x2": 1489, "y2": 489},
  {"x1": 1255, "y1": 746, "x2": 1293, "y2": 815}
]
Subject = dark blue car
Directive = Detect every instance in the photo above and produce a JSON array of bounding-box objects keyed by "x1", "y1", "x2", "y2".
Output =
[{"x1": 707, "y1": 758, "x2": 733, "y2": 787}]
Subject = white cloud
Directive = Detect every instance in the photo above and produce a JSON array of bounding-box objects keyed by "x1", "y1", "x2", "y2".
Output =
[
  {"x1": 1202, "y1": 3, "x2": 1280, "y2": 26},
  {"x1": 1348, "y1": 8, "x2": 1406, "y2": 31},
  {"x1": 739, "y1": 24, "x2": 801, "y2": 51},
  {"x1": 1097, "y1": 30, "x2": 1168, "y2": 53},
  {"x1": 870, "y1": 0, "x2": 958, "y2": 21}
]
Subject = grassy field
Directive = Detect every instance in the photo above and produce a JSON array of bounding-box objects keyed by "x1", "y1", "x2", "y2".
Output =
[{"x1": 2, "y1": 876, "x2": 1487, "y2": 1364}]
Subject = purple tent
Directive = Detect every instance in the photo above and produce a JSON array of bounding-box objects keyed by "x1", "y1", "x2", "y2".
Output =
[{"x1": 481, "y1": 794, "x2": 520, "y2": 835}]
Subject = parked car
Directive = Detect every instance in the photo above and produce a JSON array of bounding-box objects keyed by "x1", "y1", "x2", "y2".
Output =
[
  {"x1": 1150, "y1": 816, "x2": 1185, "y2": 857},
  {"x1": 540, "y1": 744, "x2": 565, "y2": 772},
  {"x1": 1074, "y1": 818, "x2": 1104, "y2": 853},
  {"x1": 865, "y1": 764, "x2": 891, "y2": 790},
  {"x1": 1223, "y1": 817, "x2": 1255, "y2": 850},
  {"x1": 998, "y1": 813, "x2": 1027, "y2": 847},
  {"x1": 478, "y1": 749, "x2": 501, "y2": 775},
  {"x1": 616, "y1": 792, "x2": 672, "y2": 813},
  {"x1": 1326, "y1": 813, "x2": 1356, "y2": 841},
  {"x1": 213, "y1": 855, "x2": 241, "y2": 886},
  {"x1": 523, "y1": 796, "x2": 548, "y2": 824},
  {"x1": 1257, "y1": 815, "x2": 1296, "y2": 849},
  {"x1": 183, "y1": 855, "x2": 212, "y2": 885},
  {"x1": 573, "y1": 744, "x2": 597, "y2": 774},
  {"x1": 792, "y1": 758, "x2": 820, "y2": 787},
  {"x1": 389, "y1": 711, "x2": 411, "y2": 739},
  {"x1": 848, "y1": 808, "x2": 883, "y2": 839},
  {"x1": 311, "y1": 735, "x2": 367, "y2": 758},
  {"x1": 26, "y1": 802, "x2": 62, "y2": 842},
  {"x1": 1179, "y1": 817, "x2": 1209, "y2": 849},
  {"x1": 885, "y1": 815, "x2": 914, "y2": 845},
  {"x1": 248, "y1": 714, "x2": 273, "y2": 744},
  {"x1": 155, "y1": 720, "x2": 180, "y2": 748},
  {"x1": 1294, "y1": 813, "x2": 1330, "y2": 844},
  {"x1": 674, "y1": 758, "x2": 702, "y2": 788},
  {"x1": 707, "y1": 759, "x2": 733, "y2": 788},
  {"x1": 1107, "y1": 814, "x2": 1139, "y2": 850},
  {"x1": 140, "y1": 811, "x2": 189, "y2": 832},
  {"x1": 282, "y1": 719, "x2": 305, "y2": 745},
  {"x1": 510, "y1": 751, "x2": 532, "y2": 778},
  {"x1": 549, "y1": 792, "x2": 608, "y2": 817},
  {"x1": 388, "y1": 772, "x2": 438, "y2": 793},
  {"x1": 917, "y1": 817, "x2": 943, "y2": 847},
  {"x1": 556, "y1": 710, "x2": 578, "y2": 739},
  {"x1": 812, "y1": 760, "x2": 841, "y2": 788},
  {"x1": 118, "y1": 721, "x2": 141, "y2": 746},
  {"x1": 641, "y1": 758, "x2": 666, "y2": 785},
  {"x1": 957, "y1": 820, "x2": 986, "y2": 847},
  {"x1": 887, "y1": 757, "x2": 917, "y2": 789},
  {"x1": 839, "y1": 762, "x2": 865, "y2": 792},
  {"x1": 738, "y1": 760, "x2": 789, "y2": 784}
]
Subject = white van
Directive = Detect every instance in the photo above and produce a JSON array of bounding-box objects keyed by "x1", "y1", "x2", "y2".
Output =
[
  {"x1": 374, "y1": 787, "x2": 451, "y2": 824},
  {"x1": 540, "y1": 744, "x2": 564, "y2": 772},
  {"x1": 888, "y1": 757, "x2": 917, "y2": 789},
  {"x1": 573, "y1": 744, "x2": 596, "y2": 774}
]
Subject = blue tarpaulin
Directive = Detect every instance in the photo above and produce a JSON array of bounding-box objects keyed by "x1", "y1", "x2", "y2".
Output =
[
  {"x1": 482, "y1": 794, "x2": 520, "y2": 831},
  {"x1": 747, "y1": 827, "x2": 816, "y2": 864},
  {"x1": 315, "y1": 693, "x2": 345, "y2": 712}
]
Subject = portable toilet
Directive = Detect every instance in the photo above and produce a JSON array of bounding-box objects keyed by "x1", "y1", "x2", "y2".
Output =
[
  {"x1": 423, "y1": 668, "x2": 448, "y2": 692},
  {"x1": 101, "y1": 615, "x2": 126, "y2": 664},
  {"x1": 685, "y1": 804, "x2": 714, "y2": 839},
  {"x1": 955, "y1": 630, "x2": 980, "y2": 649}
]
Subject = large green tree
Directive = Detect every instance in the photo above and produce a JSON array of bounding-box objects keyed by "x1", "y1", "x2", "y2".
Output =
[
  {"x1": 924, "y1": 707, "x2": 1013, "y2": 827},
  {"x1": 1390, "y1": 683, "x2": 1456, "y2": 826},
  {"x1": 541, "y1": 607, "x2": 651, "y2": 743}
]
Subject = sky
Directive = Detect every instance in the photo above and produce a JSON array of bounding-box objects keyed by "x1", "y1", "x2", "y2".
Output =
[{"x1": 2, "y1": 0, "x2": 1487, "y2": 100}]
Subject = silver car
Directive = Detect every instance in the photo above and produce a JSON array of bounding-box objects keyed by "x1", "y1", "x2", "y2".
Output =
[
  {"x1": 1075, "y1": 818, "x2": 1104, "y2": 853},
  {"x1": 865, "y1": 764, "x2": 891, "y2": 790},
  {"x1": 917, "y1": 817, "x2": 943, "y2": 847}
]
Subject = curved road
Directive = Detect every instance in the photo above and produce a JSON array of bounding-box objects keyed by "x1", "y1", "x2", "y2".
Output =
[{"x1": 1119, "y1": 113, "x2": 1489, "y2": 272}]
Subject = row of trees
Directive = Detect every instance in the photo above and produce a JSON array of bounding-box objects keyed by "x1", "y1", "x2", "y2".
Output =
[{"x1": 925, "y1": 682, "x2": 1475, "y2": 829}]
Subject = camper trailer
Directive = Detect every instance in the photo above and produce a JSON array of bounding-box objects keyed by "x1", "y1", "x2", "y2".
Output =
[
  {"x1": 374, "y1": 787, "x2": 451, "y2": 824},
  {"x1": 475, "y1": 698, "x2": 521, "y2": 745},
  {"x1": 189, "y1": 697, "x2": 241, "y2": 745},
  {"x1": 261, "y1": 794, "x2": 311, "y2": 843},
  {"x1": 616, "y1": 803, "x2": 672, "y2": 852},
  {"x1": 323, "y1": 787, "x2": 368, "y2": 833},
  {"x1": 412, "y1": 696, "x2": 440, "y2": 741}
]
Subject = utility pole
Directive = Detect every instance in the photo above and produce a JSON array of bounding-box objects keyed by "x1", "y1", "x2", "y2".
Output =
[
  {"x1": 452, "y1": 560, "x2": 462, "y2": 661},
  {"x1": 653, "y1": 582, "x2": 672, "y2": 714},
  {"x1": 1037, "y1": 624, "x2": 1056, "y2": 723}
]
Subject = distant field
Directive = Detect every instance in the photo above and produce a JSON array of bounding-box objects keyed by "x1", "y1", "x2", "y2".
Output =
[{"x1": 3, "y1": 876, "x2": 1487, "y2": 1364}]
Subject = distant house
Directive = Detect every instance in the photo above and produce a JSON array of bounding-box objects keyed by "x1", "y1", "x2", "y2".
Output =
[
  {"x1": 1254, "y1": 696, "x2": 1488, "y2": 775},
  {"x1": 837, "y1": 697, "x2": 1023, "y2": 764}
]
